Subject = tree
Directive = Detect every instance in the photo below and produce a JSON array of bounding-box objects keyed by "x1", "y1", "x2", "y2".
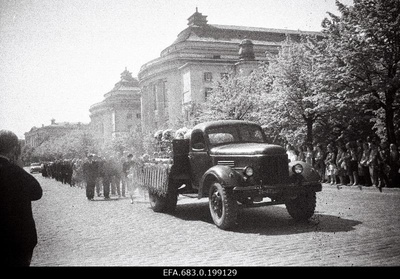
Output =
[
  {"x1": 100, "y1": 124, "x2": 145, "y2": 158},
  {"x1": 31, "y1": 130, "x2": 97, "y2": 161},
  {"x1": 194, "y1": 71, "x2": 266, "y2": 124},
  {"x1": 322, "y1": 0, "x2": 400, "y2": 144},
  {"x1": 260, "y1": 37, "x2": 336, "y2": 146}
]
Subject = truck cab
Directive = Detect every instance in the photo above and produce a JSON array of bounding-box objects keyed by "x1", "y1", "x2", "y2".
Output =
[{"x1": 148, "y1": 120, "x2": 322, "y2": 230}]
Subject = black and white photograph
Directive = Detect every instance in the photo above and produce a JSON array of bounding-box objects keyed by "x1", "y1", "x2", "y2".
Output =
[{"x1": 1, "y1": 0, "x2": 399, "y2": 269}]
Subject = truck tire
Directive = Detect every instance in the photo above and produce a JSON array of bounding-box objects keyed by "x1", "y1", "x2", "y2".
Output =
[
  {"x1": 285, "y1": 191, "x2": 316, "y2": 221},
  {"x1": 149, "y1": 190, "x2": 178, "y2": 213},
  {"x1": 208, "y1": 182, "x2": 238, "y2": 230}
]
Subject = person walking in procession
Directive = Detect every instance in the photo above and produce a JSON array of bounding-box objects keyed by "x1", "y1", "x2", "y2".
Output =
[
  {"x1": 82, "y1": 154, "x2": 98, "y2": 201},
  {"x1": 123, "y1": 154, "x2": 135, "y2": 203}
]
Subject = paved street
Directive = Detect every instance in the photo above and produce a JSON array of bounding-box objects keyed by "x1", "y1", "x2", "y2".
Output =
[{"x1": 29, "y1": 171, "x2": 400, "y2": 267}]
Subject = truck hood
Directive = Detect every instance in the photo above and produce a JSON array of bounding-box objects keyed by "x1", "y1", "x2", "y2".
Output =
[{"x1": 210, "y1": 143, "x2": 286, "y2": 156}]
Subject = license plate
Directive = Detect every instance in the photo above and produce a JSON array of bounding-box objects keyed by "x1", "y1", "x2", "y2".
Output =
[{"x1": 260, "y1": 188, "x2": 277, "y2": 194}]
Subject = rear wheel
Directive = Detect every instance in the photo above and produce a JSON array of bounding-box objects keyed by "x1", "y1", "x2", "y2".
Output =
[
  {"x1": 285, "y1": 191, "x2": 316, "y2": 221},
  {"x1": 208, "y1": 182, "x2": 238, "y2": 230},
  {"x1": 149, "y1": 190, "x2": 178, "y2": 213}
]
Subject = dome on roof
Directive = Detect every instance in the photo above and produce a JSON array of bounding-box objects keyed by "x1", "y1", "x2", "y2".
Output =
[
  {"x1": 238, "y1": 39, "x2": 255, "y2": 61},
  {"x1": 114, "y1": 68, "x2": 139, "y2": 88}
]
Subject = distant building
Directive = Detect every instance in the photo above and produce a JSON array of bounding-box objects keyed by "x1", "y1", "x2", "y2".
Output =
[
  {"x1": 138, "y1": 9, "x2": 321, "y2": 133},
  {"x1": 89, "y1": 68, "x2": 141, "y2": 143},
  {"x1": 24, "y1": 119, "x2": 87, "y2": 148}
]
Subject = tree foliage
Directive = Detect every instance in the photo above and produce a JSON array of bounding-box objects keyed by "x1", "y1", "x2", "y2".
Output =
[
  {"x1": 29, "y1": 130, "x2": 96, "y2": 161},
  {"x1": 321, "y1": 0, "x2": 400, "y2": 144},
  {"x1": 194, "y1": 71, "x2": 267, "y2": 124},
  {"x1": 196, "y1": 0, "x2": 399, "y2": 147}
]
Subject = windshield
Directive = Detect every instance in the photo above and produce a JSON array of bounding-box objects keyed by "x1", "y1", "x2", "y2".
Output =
[{"x1": 207, "y1": 125, "x2": 266, "y2": 146}]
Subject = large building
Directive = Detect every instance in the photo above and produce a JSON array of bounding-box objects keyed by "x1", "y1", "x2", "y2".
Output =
[
  {"x1": 138, "y1": 9, "x2": 321, "y2": 133},
  {"x1": 89, "y1": 68, "x2": 141, "y2": 143},
  {"x1": 25, "y1": 119, "x2": 87, "y2": 148}
]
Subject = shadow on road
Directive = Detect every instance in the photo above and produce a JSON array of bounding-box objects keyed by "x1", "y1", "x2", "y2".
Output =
[{"x1": 174, "y1": 201, "x2": 362, "y2": 235}]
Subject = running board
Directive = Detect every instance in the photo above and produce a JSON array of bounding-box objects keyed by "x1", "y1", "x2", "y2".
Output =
[
  {"x1": 241, "y1": 201, "x2": 284, "y2": 208},
  {"x1": 180, "y1": 193, "x2": 199, "y2": 198}
]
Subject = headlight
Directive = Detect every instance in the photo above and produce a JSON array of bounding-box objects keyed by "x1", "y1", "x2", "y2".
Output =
[
  {"x1": 244, "y1": 166, "x2": 254, "y2": 177},
  {"x1": 292, "y1": 164, "x2": 303, "y2": 174}
]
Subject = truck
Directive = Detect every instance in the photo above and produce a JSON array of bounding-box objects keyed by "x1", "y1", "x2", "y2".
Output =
[{"x1": 132, "y1": 120, "x2": 322, "y2": 230}]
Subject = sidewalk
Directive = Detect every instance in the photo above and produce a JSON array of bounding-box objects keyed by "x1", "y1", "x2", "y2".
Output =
[{"x1": 321, "y1": 182, "x2": 400, "y2": 194}]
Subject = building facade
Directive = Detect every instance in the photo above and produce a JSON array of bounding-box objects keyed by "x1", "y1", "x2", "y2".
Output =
[
  {"x1": 24, "y1": 119, "x2": 87, "y2": 148},
  {"x1": 138, "y1": 9, "x2": 321, "y2": 133},
  {"x1": 89, "y1": 68, "x2": 141, "y2": 143}
]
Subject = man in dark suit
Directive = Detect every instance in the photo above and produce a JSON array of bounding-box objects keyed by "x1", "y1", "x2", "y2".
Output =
[
  {"x1": 82, "y1": 154, "x2": 98, "y2": 200},
  {"x1": 0, "y1": 130, "x2": 43, "y2": 266}
]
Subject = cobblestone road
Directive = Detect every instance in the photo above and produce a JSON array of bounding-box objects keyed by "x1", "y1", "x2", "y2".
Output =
[{"x1": 29, "y1": 172, "x2": 400, "y2": 266}]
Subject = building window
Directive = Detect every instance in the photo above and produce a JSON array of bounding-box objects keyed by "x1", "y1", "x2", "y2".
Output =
[
  {"x1": 205, "y1": 87, "x2": 213, "y2": 100},
  {"x1": 136, "y1": 113, "x2": 141, "y2": 119},
  {"x1": 153, "y1": 84, "x2": 157, "y2": 110},
  {"x1": 204, "y1": 72, "x2": 213, "y2": 82},
  {"x1": 162, "y1": 80, "x2": 168, "y2": 108},
  {"x1": 220, "y1": 73, "x2": 229, "y2": 80},
  {"x1": 213, "y1": 55, "x2": 221, "y2": 59},
  {"x1": 183, "y1": 92, "x2": 191, "y2": 104}
]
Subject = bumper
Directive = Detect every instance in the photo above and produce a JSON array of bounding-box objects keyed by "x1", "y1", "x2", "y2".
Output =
[{"x1": 233, "y1": 181, "x2": 322, "y2": 196}]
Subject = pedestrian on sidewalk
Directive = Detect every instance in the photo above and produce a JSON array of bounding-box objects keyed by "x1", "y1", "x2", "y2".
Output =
[
  {"x1": 359, "y1": 141, "x2": 372, "y2": 186},
  {"x1": 314, "y1": 143, "x2": 326, "y2": 183},
  {"x1": 286, "y1": 144, "x2": 298, "y2": 162},
  {"x1": 367, "y1": 139, "x2": 380, "y2": 191},
  {"x1": 324, "y1": 144, "x2": 337, "y2": 185},
  {"x1": 336, "y1": 144, "x2": 347, "y2": 186},
  {"x1": 389, "y1": 143, "x2": 400, "y2": 187},
  {"x1": 0, "y1": 130, "x2": 43, "y2": 266},
  {"x1": 346, "y1": 141, "x2": 360, "y2": 187},
  {"x1": 305, "y1": 144, "x2": 314, "y2": 165}
]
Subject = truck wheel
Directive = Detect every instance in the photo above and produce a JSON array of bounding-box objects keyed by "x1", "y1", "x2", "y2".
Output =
[
  {"x1": 149, "y1": 190, "x2": 178, "y2": 213},
  {"x1": 285, "y1": 191, "x2": 316, "y2": 221},
  {"x1": 208, "y1": 182, "x2": 238, "y2": 230}
]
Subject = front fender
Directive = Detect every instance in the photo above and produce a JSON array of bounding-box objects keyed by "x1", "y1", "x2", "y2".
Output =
[
  {"x1": 199, "y1": 165, "x2": 241, "y2": 198},
  {"x1": 288, "y1": 160, "x2": 321, "y2": 184}
]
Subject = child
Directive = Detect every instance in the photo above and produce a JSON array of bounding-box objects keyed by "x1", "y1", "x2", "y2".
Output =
[{"x1": 325, "y1": 145, "x2": 337, "y2": 185}]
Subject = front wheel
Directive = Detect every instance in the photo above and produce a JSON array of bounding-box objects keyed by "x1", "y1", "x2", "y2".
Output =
[
  {"x1": 285, "y1": 191, "x2": 316, "y2": 221},
  {"x1": 208, "y1": 182, "x2": 238, "y2": 230}
]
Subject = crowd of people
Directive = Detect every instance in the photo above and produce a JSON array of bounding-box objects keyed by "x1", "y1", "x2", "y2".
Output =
[
  {"x1": 41, "y1": 153, "x2": 139, "y2": 203},
  {"x1": 286, "y1": 137, "x2": 400, "y2": 191}
]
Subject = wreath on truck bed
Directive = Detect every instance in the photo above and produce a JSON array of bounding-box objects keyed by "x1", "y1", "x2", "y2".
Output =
[
  {"x1": 127, "y1": 127, "x2": 192, "y2": 197},
  {"x1": 129, "y1": 160, "x2": 172, "y2": 197}
]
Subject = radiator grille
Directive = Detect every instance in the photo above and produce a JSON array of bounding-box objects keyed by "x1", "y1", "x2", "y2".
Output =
[{"x1": 259, "y1": 155, "x2": 289, "y2": 185}]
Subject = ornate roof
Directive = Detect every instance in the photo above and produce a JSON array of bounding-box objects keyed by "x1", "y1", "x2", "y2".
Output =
[
  {"x1": 112, "y1": 67, "x2": 139, "y2": 90},
  {"x1": 89, "y1": 68, "x2": 140, "y2": 114},
  {"x1": 172, "y1": 9, "x2": 322, "y2": 46}
]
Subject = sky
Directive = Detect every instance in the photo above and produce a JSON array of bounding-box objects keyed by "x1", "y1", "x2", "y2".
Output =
[{"x1": 0, "y1": 0, "x2": 354, "y2": 139}]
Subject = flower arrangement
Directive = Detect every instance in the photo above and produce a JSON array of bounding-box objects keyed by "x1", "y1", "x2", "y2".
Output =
[{"x1": 129, "y1": 127, "x2": 192, "y2": 196}]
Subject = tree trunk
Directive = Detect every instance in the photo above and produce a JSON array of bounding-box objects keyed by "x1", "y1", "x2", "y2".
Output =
[
  {"x1": 385, "y1": 102, "x2": 396, "y2": 146},
  {"x1": 385, "y1": 88, "x2": 397, "y2": 145},
  {"x1": 305, "y1": 118, "x2": 313, "y2": 145}
]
